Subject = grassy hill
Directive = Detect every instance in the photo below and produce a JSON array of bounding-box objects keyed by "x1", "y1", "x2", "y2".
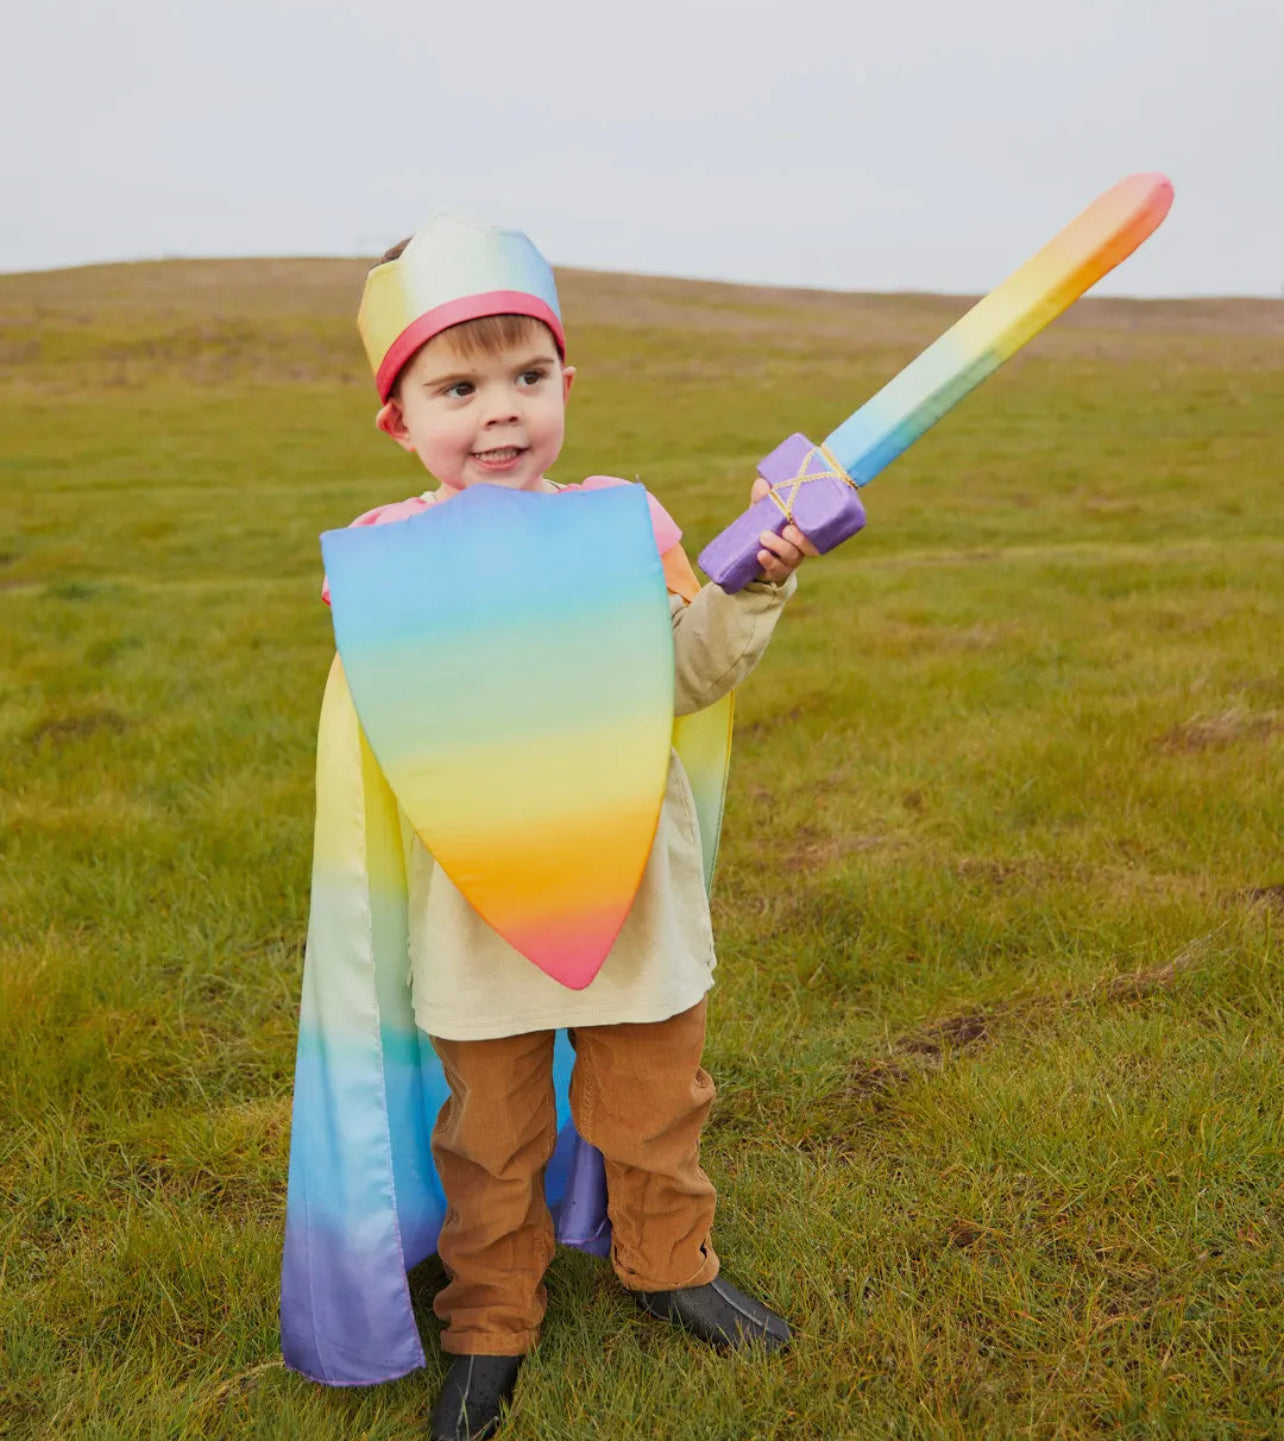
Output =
[{"x1": 2, "y1": 260, "x2": 1282, "y2": 1439}]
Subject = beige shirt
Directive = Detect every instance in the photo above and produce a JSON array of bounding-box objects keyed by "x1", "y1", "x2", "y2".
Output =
[{"x1": 405, "y1": 574, "x2": 796, "y2": 1040}]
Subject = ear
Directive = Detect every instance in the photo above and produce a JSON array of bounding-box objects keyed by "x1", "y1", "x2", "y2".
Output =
[
  {"x1": 376, "y1": 399, "x2": 415, "y2": 452},
  {"x1": 561, "y1": 364, "x2": 576, "y2": 404}
]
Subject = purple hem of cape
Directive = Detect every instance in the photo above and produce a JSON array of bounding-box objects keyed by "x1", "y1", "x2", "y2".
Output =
[{"x1": 283, "y1": 1357, "x2": 428, "y2": 1388}]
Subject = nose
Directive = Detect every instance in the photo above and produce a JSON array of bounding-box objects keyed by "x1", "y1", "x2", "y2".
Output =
[{"x1": 480, "y1": 383, "x2": 520, "y2": 427}]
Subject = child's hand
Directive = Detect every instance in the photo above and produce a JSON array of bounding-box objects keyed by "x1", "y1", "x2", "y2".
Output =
[{"x1": 750, "y1": 478, "x2": 820, "y2": 584}]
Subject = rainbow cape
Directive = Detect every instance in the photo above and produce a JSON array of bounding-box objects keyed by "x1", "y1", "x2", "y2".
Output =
[{"x1": 281, "y1": 481, "x2": 733, "y2": 1385}]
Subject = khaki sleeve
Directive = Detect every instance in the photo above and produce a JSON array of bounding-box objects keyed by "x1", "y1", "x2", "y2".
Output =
[{"x1": 670, "y1": 574, "x2": 797, "y2": 716}]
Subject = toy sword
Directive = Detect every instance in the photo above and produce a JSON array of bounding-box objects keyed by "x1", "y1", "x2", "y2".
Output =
[{"x1": 699, "y1": 172, "x2": 1175, "y2": 591}]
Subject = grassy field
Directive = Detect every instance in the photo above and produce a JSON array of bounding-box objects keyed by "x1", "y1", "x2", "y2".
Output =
[{"x1": 2, "y1": 257, "x2": 1282, "y2": 1440}]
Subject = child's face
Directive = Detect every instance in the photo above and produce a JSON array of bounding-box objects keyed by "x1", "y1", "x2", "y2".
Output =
[{"x1": 376, "y1": 326, "x2": 575, "y2": 494}]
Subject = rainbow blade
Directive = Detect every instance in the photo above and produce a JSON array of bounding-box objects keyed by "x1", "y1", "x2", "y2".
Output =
[
  {"x1": 322, "y1": 483, "x2": 675, "y2": 991},
  {"x1": 825, "y1": 172, "x2": 1174, "y2": 480},
  {"x1": 698, "y1": 174, "x2": 1174, "y2": 591}
]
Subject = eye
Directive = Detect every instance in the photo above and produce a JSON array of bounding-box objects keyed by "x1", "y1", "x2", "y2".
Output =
[
  {"x1": 443, "y1": 380, "x2": 474, "y2": 399},
  {"x1": 517, "y1": 367, "x2": 548, "y2": 387}
]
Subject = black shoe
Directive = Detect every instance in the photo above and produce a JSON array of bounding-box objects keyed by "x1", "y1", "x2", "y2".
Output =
[
  {"x1": 634, "y1": 1276, "x2": 791, "y2": 1352},
  {"x1": 429, "y1": 1354, "x2": 523, "y2": 1441}
]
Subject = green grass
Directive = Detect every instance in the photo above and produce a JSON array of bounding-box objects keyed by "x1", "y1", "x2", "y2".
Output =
[{"x1": 2, "y1": 261, "x2": 1283, "y2": 1439}]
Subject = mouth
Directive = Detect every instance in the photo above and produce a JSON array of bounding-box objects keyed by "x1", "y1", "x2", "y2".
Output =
[{"x1": 471, "y1": 445, "x2": 527, "y2": 471}]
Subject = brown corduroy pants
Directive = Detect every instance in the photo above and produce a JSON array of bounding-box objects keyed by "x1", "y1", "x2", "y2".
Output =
[{"x1": 427, "y1": 998, "x2": 720, "y2": 1356}]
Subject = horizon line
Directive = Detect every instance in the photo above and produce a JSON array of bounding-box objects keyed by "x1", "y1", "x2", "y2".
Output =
[{"x1": 1, "y1": 252, "x2": 1278, "y2": 306}]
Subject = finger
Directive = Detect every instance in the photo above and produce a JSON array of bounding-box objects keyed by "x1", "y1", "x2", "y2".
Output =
[
  {"x1": 759, "y1": 530, "x2": 804, "y2": 568},
  {"x1": 751, "y1": 477, "x2": 771, "y2": 505},
  {"x1": 756, "y1": 548, "x2": 785, "y2": 582},
  {"x1": 782, "y1": 523, "x2": 820, "y2": 557}
]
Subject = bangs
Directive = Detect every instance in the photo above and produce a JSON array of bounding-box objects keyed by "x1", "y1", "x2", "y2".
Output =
[{"x1": 438, "y1": 314, "x2": 559, "y2": 361}]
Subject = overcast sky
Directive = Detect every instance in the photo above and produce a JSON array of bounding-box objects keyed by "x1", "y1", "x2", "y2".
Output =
[{"x1": 3, "y1": 0, "x2": 1280, "y2": 297}]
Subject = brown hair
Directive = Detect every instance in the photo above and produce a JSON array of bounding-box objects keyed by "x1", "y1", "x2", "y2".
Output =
[{"x1": 376, "y1": 237, "x2": 411, "y2": 265}]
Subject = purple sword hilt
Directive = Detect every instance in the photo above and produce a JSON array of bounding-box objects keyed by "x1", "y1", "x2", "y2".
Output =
[{"x1": 697, "y1": 433, "x2": 868, "y2": 593}]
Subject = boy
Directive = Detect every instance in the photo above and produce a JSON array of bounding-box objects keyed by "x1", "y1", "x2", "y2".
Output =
[{"x1": 284, "y1": 213, "x2": 816, "y2": 1440}]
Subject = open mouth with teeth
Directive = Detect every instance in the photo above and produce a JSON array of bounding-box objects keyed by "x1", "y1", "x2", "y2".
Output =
[{"x1": 471, "y1": 446, "x2": 527, "y2": 468}]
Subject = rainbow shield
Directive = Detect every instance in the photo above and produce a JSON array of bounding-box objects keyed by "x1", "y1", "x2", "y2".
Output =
[{"x1": 322, "y1": 481, "x2": 676, "y2": 990}]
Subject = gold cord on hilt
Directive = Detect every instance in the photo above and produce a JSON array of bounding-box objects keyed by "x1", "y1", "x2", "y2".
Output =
[{"x1": 763, "y1": 444, "x2": 857, "y2": 525}]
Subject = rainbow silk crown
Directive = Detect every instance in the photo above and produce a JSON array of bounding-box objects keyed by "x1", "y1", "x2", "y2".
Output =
[{"x1": 358, "y1": 211, "x2": 566, "y2": 400}]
